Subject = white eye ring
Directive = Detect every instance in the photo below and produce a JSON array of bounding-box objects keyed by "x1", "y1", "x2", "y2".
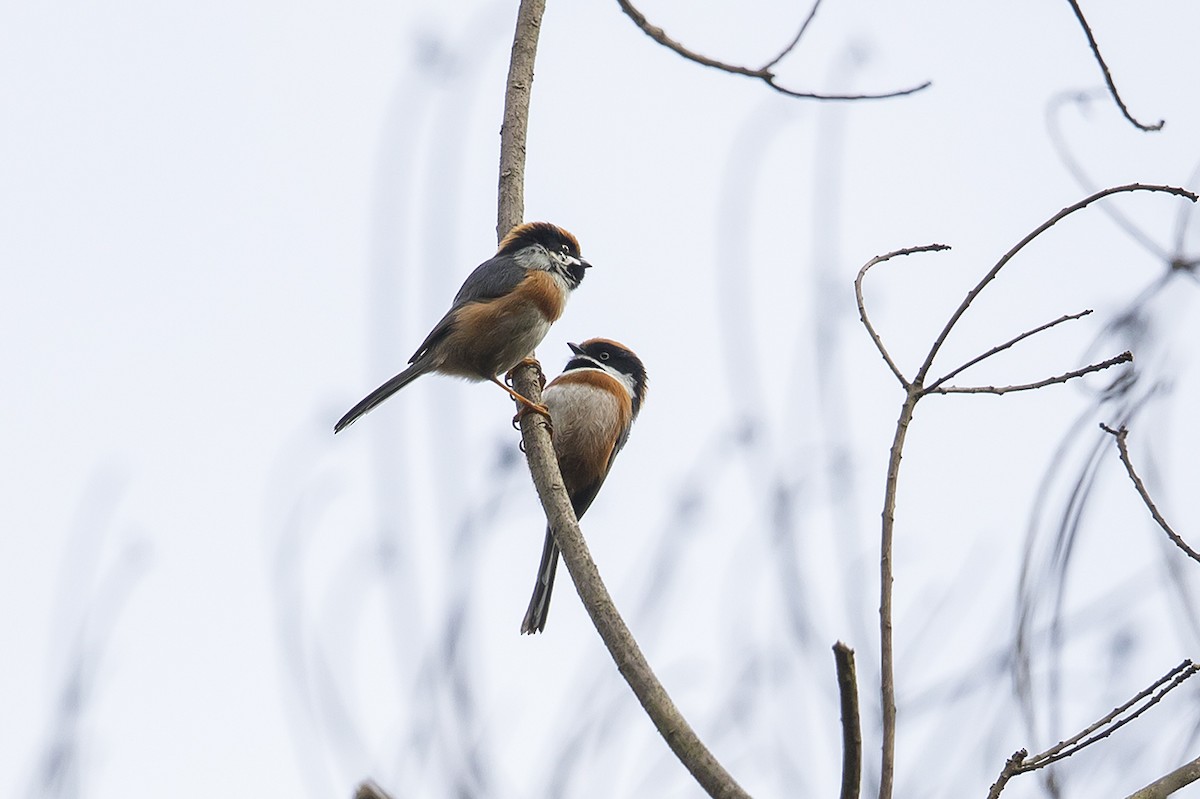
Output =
[{"x1": 599, "y1": 352, "x2": 610, "y2": 360}]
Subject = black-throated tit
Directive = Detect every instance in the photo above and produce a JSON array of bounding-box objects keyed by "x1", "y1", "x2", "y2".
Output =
[
  {"x1": 521, "y1": 338, "x2": 648, "y2": 634},
  {"x1": 335, "y1": 222, "x2": 589, "y2": 432}
]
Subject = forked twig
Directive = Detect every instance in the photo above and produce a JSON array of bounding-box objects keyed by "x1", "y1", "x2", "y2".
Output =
[
  {"x1": 988, "y1": 661, "x2": 1199, "y2": 797},
  {"x1": 1100, "y1": 423, "x2": 1200, "y2": 564},
  {"x1": 1063, "y1": 0, "x2": 1164, "y2": 132},
  {"x1": 616, "y1": 0, "x2": 930, "y2": 101}
]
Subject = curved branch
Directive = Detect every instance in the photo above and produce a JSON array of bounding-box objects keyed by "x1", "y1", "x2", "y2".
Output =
[
  {"x1": 1063, "y1": 0, "x2": 1164, "y2": 132},
  {"x1": 854, "y1": 243, "x2": 951, "y2": 387},
  {"x1": 616, "y1": 0, "x2": 930, "y2": 101}
]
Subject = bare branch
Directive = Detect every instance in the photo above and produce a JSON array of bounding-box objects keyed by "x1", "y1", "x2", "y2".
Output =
[
  {"x1": 615, "y1": 0, "x2": 931, "y2": 101},
  {"x1": 833, "y1": 642, "x2": 862, "y2": 799},
  {"x1": 1124, "y1": 754, "x2": 1200, "y2": 799},
  {"x1": 511, "y1": 365, "x2": 751, "y2": 799},
  {"x1": 926, "y1": 309, "x2": 1093, "y2": 392},
  {"x1": 1063, "y1": 0, "x2": 1164, "y2": 132},
  {"x1": 1100, "y1": 424, "x2": 1200, "y2": 564},
  {"x1": 926, "y1": 351, "x2": 1132, "y2": 396},
  {"x1": 914, "y1": 184, "x2": 1196, "y2": 385},
  {"x1": 986, "y1": 749, "x2": 1028, "y2": 799},
  {"x1": 854, "y1": 243, "x2": 951, "y2": 387}
]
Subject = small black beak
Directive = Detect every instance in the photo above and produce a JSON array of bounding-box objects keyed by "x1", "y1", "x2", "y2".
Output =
[
  {"x1": 579, "y1": 257, "x2": 593, "y2": 269},
  {"x1": 568, "y1": 342, "x2": 585, "y2": 355}
]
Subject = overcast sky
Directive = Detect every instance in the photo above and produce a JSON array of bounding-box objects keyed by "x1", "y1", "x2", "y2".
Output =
[{"x1": 3, "y1": 1, "x2": 1200, "y2": 797}]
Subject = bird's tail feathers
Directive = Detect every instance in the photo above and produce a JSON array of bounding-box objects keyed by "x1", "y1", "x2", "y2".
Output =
[
  {"x1": 333, "y1": 359, "x2": 431, "y2": 433},
  {"x1": 520, "y1": 527, "x2": 559, "y2": 634}
]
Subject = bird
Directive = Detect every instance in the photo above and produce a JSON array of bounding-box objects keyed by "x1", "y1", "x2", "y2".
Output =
[
  {"x1": 334, "y1": 222, "x2": 590, "y2": 433},
  {"x1": 521, "y1": 338, "x2": 648, "y2": 634}
]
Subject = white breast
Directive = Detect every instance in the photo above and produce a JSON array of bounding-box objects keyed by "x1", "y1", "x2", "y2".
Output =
[{"x1": 543, "y1": 379, "x2": 624, "y2": 475}]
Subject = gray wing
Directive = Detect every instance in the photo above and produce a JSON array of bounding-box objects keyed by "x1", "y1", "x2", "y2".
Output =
[
  {"x1": 452, "y1": 253, "x2": 528, "y2": 305},
  {"x1": 407, "y1": 253, "x2": 528, "y2": 364}
]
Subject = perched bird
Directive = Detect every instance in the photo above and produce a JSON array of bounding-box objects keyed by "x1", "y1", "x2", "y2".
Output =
[
  {"x1": 335, "y1": 222, "x2": 590, "y2": 433},
  {"x1": 521, "y1": 338, "x2": 648, "y2": 634}
]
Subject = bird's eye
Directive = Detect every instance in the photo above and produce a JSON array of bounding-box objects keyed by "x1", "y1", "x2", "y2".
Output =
[
  {"x1": 560, "y1": 243, "x2": 570, "y2": 253},
  {"x1": 599, "y1": 352, "x2": 610, "y2": 361}
]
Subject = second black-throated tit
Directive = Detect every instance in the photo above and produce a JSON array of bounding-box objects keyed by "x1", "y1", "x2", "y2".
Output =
[
  {"x1": 335, "y1": 222, "x2": 589, "y2": 433},
  {"x1": 521, "y1": 338, "x2": 648, "y2": 634}
]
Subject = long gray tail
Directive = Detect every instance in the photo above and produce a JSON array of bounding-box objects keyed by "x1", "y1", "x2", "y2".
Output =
[
  {"x1": 334, "y1": 359, "x2": 431, "y2": 433},
  {"x1": 520, "y1": 527, "x2": 559, "y2": 634}
]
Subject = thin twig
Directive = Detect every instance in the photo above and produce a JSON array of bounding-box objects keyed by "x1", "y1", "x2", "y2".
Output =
[
  {"x1": 926, "y1": 351, "x2": 1132, "y2": 396},
  {"x1": 914, "y1": 184, "x2": 1196, "y2": 385},
  {"x1": 1063, "y1": 0, "x2": 1164, "y2": 132},
  {"x1": 925, "y1": 310, "x2": 1093, "y2": 393},
  {"x1": 500, "y1": 2, "x2": 749, "y2": 797},
  {"x1": 1100, "y1": 424, "x2": 1200, "y2": 564},
  {"x1": 1124, "y1": 753, "x2": 1200, "y2": 799},
  {"x1": 615, "y1": 0, "x2": 930, "y2": 101},
  {"x1": 760, "y1": 0, "x2": 823, "y2": 71},
  {"x1": 854, "y1": 243, "x2": 951, "y2": 387},
  {"x1": 833, "y1": 642, "x2": 862, "y2": 799}
]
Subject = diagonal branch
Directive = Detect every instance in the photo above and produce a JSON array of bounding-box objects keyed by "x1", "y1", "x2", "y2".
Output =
[
  {"x1": 925, "y1": 351, "x2": 1131, "y2": 396},
  {"x1": 1100, "y1": 423, "x2": 1200, "y2": 564},
  {"x1": 1063, "y1": 0, "x2": 1164, "y2": 132},
  {"x1": 616, "y1": 0, "x2": 930, "y2": 101}
]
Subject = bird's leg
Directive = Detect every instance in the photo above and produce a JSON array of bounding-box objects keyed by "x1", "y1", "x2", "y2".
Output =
[
  {"x1": 490, "y1": 375, "x2": 551, "y2": 419},
  {"x1": 505, "y1": 357, "x2": 547, "y2": 390}
]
